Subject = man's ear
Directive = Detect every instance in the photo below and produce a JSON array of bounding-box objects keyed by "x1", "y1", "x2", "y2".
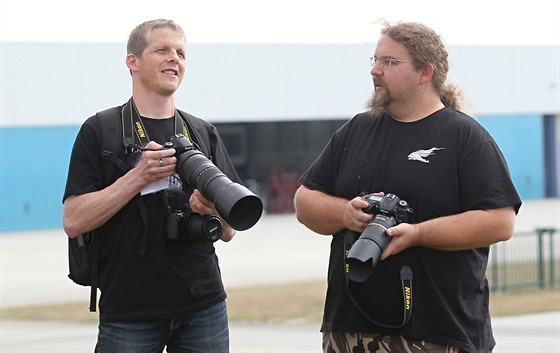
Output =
[
  {"x1": 419, "y1": 63, "x2": 434, "y2": 85},
  {"x1": 126, "y1": 53, "x2": 139, "y2": 73}
]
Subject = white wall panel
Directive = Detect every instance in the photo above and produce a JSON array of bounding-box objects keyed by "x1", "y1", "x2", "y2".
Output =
[{"x1": 1, "y1": 43, "x2": 558, "y2": 127}]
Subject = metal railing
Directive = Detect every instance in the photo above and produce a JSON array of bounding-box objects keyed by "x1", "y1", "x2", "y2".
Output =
[{"x1": 488, "y1": 228, "x2": 560, "y2": 292}]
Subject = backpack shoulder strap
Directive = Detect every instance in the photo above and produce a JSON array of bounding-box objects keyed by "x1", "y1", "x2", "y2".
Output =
[
  {"x1": 88, "y1": 236, "x2": 99, "y2": 312},
  {"x1": 95, "y1": 106, "x2": 148, "y2": 251},
  {"x1": 85, "y1": 107, "x2": 123, "y2": 313},
  {"x1": 96, "y1": 107, "x2": 129, "y2": 181},
  {"x1": 177, "y1": 109, "x2": 212, "y2": 157},
  {"x1": 85, "y1": 106, "x2": 149, "y2": 312}
]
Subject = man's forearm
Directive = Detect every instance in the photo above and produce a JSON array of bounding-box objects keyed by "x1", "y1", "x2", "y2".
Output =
[
  {"x1": 294, "y1": 186, "x2": 363, "y2": 235},
  {"x1": 413, "y1": 207, "x2": 516, "y2": 250},
  {"x1": 63, "y1": 168, "x2": 148, "y2": 238}
]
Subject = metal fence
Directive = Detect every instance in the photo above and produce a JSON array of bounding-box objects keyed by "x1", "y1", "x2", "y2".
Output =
[{"x1": 488, "y1": 228, "x2": 560, "y2": 292}]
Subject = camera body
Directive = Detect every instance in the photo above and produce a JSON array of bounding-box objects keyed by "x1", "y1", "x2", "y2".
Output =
[
  {"x1": 165, "y1": 207, "x2": 223, "y2": 242},
  {"x1": 161, "y1": 174, "x2": 223, "y2": 242},
  {"x1": 164, "y1": 133, "x2": 197, "y2": 154},
  {"x1": 346, "y1": 193, "x2": 413, "y2": 282},
  {"x1": 362, "y1": 193, "x2": 413, "y2": 224}
]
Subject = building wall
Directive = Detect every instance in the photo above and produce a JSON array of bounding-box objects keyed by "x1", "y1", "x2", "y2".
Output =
[
  {"x1": 0, "y1": 126, "x2": 79, "y2": 231},
  {"x1": 477, "y1": 114, "x2": 545, "y2": 199},
  {"x1": 1, "y1": 43, "x2": 558, "y2": 231},
  {"x1": 1, "y1": 43, "x2": 559, "y2": 127},
  {"x1": 1, "y1": 115, "x2": 556, "y2": 231}
]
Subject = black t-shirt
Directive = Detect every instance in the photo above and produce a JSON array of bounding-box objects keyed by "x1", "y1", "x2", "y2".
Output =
[
  {"x1": 64, "y1": 107, "x2": 240, "y2": 322},
  {"x1": 299, "y1": 107, "x2": 521, "y2": 352}
]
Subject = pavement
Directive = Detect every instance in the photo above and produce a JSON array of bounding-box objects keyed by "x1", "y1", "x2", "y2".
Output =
[{"x1": 1, "y1": 198, "x2": 559, "y2": 352}]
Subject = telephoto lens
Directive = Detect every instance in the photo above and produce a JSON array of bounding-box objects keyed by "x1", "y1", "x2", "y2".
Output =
[
  {"x1": 169, "y1": 134, "x2": 264, "y2": 231},
  {"x1": 346, "y1": 214, "x2": 394, "y2": 282}
]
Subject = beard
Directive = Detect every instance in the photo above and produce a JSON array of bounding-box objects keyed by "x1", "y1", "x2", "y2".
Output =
[{"x1": 366, "y1": 87, "x2": 392, "y2": 117}]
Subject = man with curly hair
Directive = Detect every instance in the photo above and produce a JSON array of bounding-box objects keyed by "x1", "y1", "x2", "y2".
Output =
[{"x1": 295, "y1": 22, "x2": 521, "y2": 353}]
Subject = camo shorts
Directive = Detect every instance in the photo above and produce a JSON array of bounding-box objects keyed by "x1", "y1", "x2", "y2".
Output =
[{"x1": 322, "y1": 332, "x2": 468, "y2": 353}]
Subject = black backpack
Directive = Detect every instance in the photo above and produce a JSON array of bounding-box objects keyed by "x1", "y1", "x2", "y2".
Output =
[
  {"x1": 67, "y1": 106, "x2": 140, "y2": 312},
  {"x1": 67, "y1": 104, "x2": 214, "y2": 312}
]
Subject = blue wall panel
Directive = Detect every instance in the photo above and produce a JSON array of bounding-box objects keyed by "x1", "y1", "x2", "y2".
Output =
[
  {"x1": 0, "y1": 114, "x2": 548, "y2": 231},
  {"x1": 0, "y1": 126, "x2": 79, "y2": 232},
  {"x1": 477, "y1": 114, "x2": 544, "y2": 199}
]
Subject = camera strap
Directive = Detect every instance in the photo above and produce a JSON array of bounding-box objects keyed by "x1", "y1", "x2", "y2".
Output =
[
  {"x1": 343, "y1": 232, "x2": 413, "y2": 328},
  {"x1": 119, "y1": 98, "x2": 192, "y2": 254},
  {"x1": 122, "y1": 98, "x2": 191, "y2": 151}
]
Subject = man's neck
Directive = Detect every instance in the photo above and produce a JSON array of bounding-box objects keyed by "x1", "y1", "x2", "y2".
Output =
[
  {"x1": 387, "y1": 97, "x2": 445, "y2": 123},
  {"x1": 132, "y1": 91, "x2": 176, "y2": 119}
]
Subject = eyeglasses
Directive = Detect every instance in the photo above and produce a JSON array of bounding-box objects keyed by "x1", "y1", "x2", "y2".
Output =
[{"x1": 370, "y1": 56, "x2": 416, "y2": 68}]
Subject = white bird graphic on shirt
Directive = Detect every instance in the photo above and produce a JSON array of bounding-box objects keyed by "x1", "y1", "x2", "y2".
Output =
[{"x1": 407, "y1": 147, "x2": 446, "y2": 163}]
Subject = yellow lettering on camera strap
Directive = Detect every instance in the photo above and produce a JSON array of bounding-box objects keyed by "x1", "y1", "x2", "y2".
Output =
[
  {"x1": 343, "y1": 231, "x2": 413, "y2": 329},
  {"x1": 124, "y1": 98, "x2": 190, "y2": 147}
]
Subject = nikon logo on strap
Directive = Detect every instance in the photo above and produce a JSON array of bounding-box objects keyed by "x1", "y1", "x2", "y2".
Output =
[{"x1": 135, "y1": 121, "x2": 146, "y2": 138}]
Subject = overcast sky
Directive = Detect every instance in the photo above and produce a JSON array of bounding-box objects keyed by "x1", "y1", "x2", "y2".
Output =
[{"x1": 1, "y1": 0, "x2": 559, "y2": 45}]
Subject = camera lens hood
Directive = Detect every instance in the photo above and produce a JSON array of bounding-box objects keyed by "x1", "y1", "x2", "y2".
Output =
[
  {"x1": 176, "y1": 150, "x2": 263, "y2": 231},
  {"x1": 213, "y1": 183, "x2": 263, "y2": 231},
  {"x1": 346, "y1": 238, "x2": 383, "y2": 282}
]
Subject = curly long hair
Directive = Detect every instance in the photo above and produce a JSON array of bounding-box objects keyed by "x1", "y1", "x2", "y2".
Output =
[{"x1": 381, "y1": 21, "x2": 463, "y2": 110}]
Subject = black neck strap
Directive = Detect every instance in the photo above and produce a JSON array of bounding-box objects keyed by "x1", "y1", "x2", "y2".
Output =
[
  {"x1": 117, "y1": 98, "x2": 190, "y2": 256},
  {"x1": 121, "y1": 98, "x2": 190, "y2": 151},
  {"x1": 343, "y1": 231, "x2": 413, "y2": 329}
]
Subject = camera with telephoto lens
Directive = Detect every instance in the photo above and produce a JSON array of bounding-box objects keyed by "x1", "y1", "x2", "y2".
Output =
[
  {"x1": 346, "y1": 193, "x2": 413, "y2": 282},
  {"x1": 164, "y1": 134, "x2": 263, "y2": 231}
]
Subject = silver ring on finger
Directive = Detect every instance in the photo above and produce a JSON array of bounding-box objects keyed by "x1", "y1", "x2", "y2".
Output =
[{"x1": 159, "y1": 158, "x2": 164, "y2": 167}]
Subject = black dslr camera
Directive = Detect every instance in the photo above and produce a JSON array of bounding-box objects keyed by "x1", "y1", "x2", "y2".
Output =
[
  {"x1": 165, "y1": 208, "x2": 223, "y2": 242},
  {"x1": 346, "y1": 193, "x2": 414, "y2": 282},
  {"x1": 164, "y1": 134, "x2": 263, "y2": 232},
  {"x1": 164, "y1": 187, "x2": 223, "y2": 242}
]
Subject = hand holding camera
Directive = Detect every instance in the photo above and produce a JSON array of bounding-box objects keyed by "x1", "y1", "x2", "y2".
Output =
[
  {"x1": 135, "y1": 141, "x2": 177, "y2": 183},
  {"x1": 132, "y1": 134, "x2": 263, "y2": 242},
  {"x1": 188, "y1": 190, "x2": 236, "y2": 242},
  {"x1": 346, "y1": 193, "x2": 414, "y2": 282}
]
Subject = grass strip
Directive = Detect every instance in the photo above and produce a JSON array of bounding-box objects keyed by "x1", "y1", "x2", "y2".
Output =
[{"x1": 1, "y1": 281, "x2": 558, "y2": 324}]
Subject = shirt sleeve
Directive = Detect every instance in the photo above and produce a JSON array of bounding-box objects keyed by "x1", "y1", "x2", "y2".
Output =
[
  {"x1": 62, "y1": 115, "x2": 104, "y2": 202},
  {"x1": 459, "y1": 139, "x2": 521, "y2": 213},
  {"x1": 299, "y1": 129, "x2": 341, "y2": 194}
]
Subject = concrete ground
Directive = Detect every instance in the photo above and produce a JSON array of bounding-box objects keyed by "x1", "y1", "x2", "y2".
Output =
[
  {"x1": 1, "y1": 198, "x2": 559, "y2": 352},
  {"x1": 1, "y1": 311, "x2": 559, "y2": 353},
  {"x1": 1, "y1": 312, "x2": 558, "y2": 352}
]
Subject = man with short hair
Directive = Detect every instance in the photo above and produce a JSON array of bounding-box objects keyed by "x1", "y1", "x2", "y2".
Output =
[{"x1": 63, "y1": 19, "x2": 238, "y2": 352}]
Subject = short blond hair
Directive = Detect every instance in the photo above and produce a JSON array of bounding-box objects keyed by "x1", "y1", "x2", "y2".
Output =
[{"x1": 127, "y1": 19, "x2": 185, "y2": 57}]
